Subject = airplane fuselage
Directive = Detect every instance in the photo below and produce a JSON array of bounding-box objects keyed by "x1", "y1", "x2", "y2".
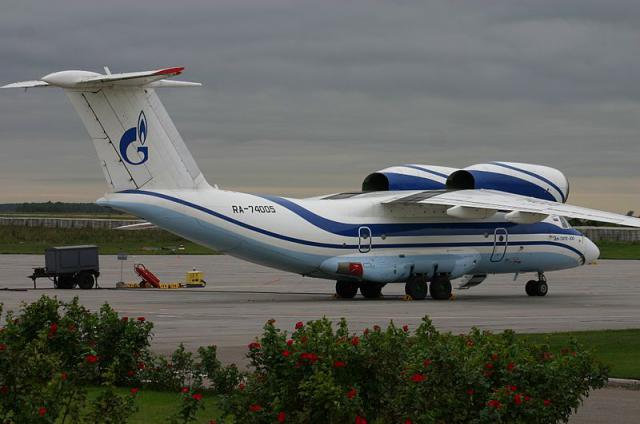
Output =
[{"x1": 100, "y1": 188, "x2": 598, "y2": 283}]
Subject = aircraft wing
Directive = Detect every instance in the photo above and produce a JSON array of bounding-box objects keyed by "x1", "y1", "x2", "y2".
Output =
[{"x1": 382, "y1": 189, "x2": 640, "y2": 228}]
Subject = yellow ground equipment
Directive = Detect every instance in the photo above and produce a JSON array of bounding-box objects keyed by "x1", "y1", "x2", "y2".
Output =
[{"x1": 185, "y1": 269, "x2": 207, "y2": 287}]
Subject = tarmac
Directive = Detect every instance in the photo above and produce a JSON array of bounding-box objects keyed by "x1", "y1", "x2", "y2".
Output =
[{"x1": 1, "y1": 255, "x2": 639, "y2": 423}]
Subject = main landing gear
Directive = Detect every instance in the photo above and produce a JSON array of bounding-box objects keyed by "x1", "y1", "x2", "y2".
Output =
[
  {"x1": 404, "y1": 275, "x2": 452, "y2": 300},
  {"x1": 525, "y1": 272, "x2": 548, "y2": 297},
  {"x1": 335, "y1": 275, "x2": 452, "y2": 300},
  {"x1": 335, "y1": 280, "x2": 386, "y2": 299}
]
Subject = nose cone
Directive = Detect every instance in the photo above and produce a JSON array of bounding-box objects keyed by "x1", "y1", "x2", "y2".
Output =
[{"x1": 583, "y1": 238, "x2": 600, "y2": 264}]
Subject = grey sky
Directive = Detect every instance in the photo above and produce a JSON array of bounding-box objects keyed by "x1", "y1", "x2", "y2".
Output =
[{"x1": 1, "y1": 0, "x2": 639, "y2": 212}]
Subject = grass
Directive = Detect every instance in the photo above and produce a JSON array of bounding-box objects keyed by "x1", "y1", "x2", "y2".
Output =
[
  {"x1": 518, "y1": 328, "x2": 640, "y2": 379},
  {"x1": 85, "y1": 387, "x2": 219, "y2": 423},
  {"x1": 596, "y1": 241, "x2": 640, "y2": 260},
  {"x1": 0, "y1": 226, "x2": 217, "y2": 255}
]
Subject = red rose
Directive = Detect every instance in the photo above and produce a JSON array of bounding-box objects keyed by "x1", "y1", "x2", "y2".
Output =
[
  {"x1": 484, "y1": 363, "x2": 494, "y2": 370},
  {"x1": 487, "y1": 399, "x2": 501, "y2": 408},
  {"x1": 514, "y1": 393, "x2": 522, "y2": 405},
  {"x1": 60, "y1": 372, "x2": 68, "y2": 381},
  {"x1": 363, "y1": 328, "x2": 369, "y2": 335},
  {"x1": 509, "y1": 385, "x2": 517, "y2": 392},
  {"x1": 543, "y1": 399, "x2": 552, "y2": 407},
  {"x1": 137, "y1": 362, "x2": 145, "y2": 370},
  {"x1": 85, "y1": 354, "x2": 98, "y2": 364},
  {"x1": 423, "y1": 359, "x2": 432, "y2": 367},
  {"x1": 137, "y1": 317, "x2": 145, "y2": 322},
  {"x1": 0, "y1": 344, "x2": 5, "y2": 351},
  {"x1": 182, "y1": 387, "x2": 189, "y2": 393},
  {"x1": 405, "y1": 420, "x2": 413, "y2": 424},
  {"x1": 249, "y1": 404, "x2": 262, "y2": 412},
  {"x1": 333, "y1": 360, "x2": 346, "y2": 368},
  {"x1": 192, "y1": 393, "x2": 203, "y2": 401},
  {"x1": 295, "y1": 321, "x2": 304, "y2": 330},
  {"x1": 49, "y1": 322, "x2": 58, "y2": 336},
  {"x1": 543, "y1": 352, "x2": 553, "y2": 361},
  {"x1": 122, "y1": 317, "x2": 129, "y2": 322},
  {"x1": 130, "y1": 388, "x2": 139, "y2": 395},
  {"x1": 248, "y1": 342, "x2": 261, "y2": 350},
  {"x1": 402, "y1": 325, "x2": 409, "y2": 332},
  {"x1": 466, "y1": 388, "x2": 475, "y2": 396},
  {"x1": 38, "y1": 407, "x2": 47, "y2": 416},
  {"x1": 373, "y1": 325, "x2": 380, "y2": 332},
  {"x1": 355, "y1": 415, "x2": 367, "y2": 424},
  {"x1": 347, "y1": 387, "x2": 357, "y2": 399},
  {"x1": 506, "y1": 362, "x2": 515, "y2": 372},
  {"x1": 209, "y1": 421, "x2": 217, "y2": 424},
  {"x1": 351, "y1": 336, "x2": 360, "y2": 346},
  {"x1": 238, "y1": 383, "x2": 245, "y2": 391},
  {"x1": 491, "y1": 353, "x2": 499, "y2": 361},
  {"x1": 282, "y1": 350, "x2": 291, "y2": 357},
  {"x1": 287, "y1": 339, "x2": 294, "y2": 346},
  {"x1": 127, "y1": 370, "x2": 135, "y2": 377},
  {"x1": 410, "y1": 373, "x2": 426, "y2": 383},
  {"x1": 277, "y1": 411, "x2": 286, "y2": 423}
]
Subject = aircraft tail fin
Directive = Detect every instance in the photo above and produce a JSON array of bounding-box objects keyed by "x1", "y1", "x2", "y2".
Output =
[{"x1": 2, "y1": 67, "x2": 209, "y2": 192}]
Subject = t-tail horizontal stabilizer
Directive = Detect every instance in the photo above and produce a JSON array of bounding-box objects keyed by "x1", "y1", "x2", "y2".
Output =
[{"x1": 1, "y1": 67, "x2": 201, "y2": 90}]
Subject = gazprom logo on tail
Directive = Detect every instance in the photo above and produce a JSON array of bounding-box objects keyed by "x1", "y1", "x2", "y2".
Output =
[{"x1": 119, "y1": 111, "x2": 149, "y2": 165}]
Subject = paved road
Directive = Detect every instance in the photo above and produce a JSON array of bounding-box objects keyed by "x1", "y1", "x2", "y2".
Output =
[{"x1": 1, "y1": 255, "x2": 639, "y2": 422}]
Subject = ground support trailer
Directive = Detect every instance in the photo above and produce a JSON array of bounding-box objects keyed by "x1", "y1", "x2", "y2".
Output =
[{"x1": 28, "y1": 245, "x2": 100, "y2": 289}]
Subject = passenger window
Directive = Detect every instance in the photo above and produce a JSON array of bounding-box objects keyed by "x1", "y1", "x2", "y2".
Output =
[{"x1": 559, "y1": 217, "x2": 570, "y2": 229}]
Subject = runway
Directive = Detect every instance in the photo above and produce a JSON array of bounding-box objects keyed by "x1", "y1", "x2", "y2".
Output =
[{"x1": 1, "y1": 254, "x2": 639, "y2": 361}]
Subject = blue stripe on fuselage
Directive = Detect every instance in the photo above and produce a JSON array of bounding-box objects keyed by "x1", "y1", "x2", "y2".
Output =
[
  {"x1": 115, "y1": 190, "x2": 584, "y2": 262},
  {"x1": 257, "y1": 194, "x2": 580, "y2": 238}
]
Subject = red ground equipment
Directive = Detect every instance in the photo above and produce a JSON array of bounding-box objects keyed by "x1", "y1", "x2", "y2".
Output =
[{"x1": 134, "y1": 263, "x2": 161, "y2": 288}]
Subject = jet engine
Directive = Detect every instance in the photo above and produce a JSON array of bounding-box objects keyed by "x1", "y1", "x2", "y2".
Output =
[
  {"x1": 446, "y1": 162, "x2": 569, "y2": 203},
  {"x1": 362, "y1": 164, "x2": 457, "y2": 191}
]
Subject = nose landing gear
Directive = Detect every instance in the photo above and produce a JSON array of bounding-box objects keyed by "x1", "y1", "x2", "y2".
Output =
[{"x1": 525, "y1": 272, "x2": 548, "y2": 297}]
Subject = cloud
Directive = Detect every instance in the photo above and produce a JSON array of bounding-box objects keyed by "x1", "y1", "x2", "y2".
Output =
[{"x1": 0, "y1": 0, "x2": 638, "y2": 212}]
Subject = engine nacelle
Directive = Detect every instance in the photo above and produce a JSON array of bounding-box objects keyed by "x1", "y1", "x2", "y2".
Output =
[
  {"x1": 362, "y1": 164, "x2": 457, "y2": 191},
  {"x1": 446, "y1": 162, "x2": 569, "y2": 203}
]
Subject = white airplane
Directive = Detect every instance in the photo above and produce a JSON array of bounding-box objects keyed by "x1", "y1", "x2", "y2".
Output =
[{"x1": 5, "y1": 67, "x2": 640, "y2": 299}]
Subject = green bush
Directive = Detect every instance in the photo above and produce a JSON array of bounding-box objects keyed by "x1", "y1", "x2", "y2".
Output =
[
  {"x1": 0, "y1": 296, "x2": 609, "y2": 423},
  {"x1": 218, "y1": 318, "x2": 608, "y2": 424}
]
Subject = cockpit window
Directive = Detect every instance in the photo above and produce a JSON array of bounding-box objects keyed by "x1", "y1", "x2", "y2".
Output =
[{"x1": 559, "y1": 217, "x2": 571, "y2": 229}]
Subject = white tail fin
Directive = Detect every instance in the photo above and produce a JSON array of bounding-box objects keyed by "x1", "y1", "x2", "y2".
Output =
[{"x1": 2, "y1": 67, "x2": 209, "y2": 192}]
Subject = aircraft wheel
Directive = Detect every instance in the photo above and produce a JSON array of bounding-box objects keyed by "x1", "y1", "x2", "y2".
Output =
[
  {"x1": 360, "y1": 283, "x2": 384, "y2": 299},
  {"x1": 335, "y1": 280, "x2": 359, "y2": 299},
  {"x1": 525, "y1": 280, "x2": 538, "y2": 296},
  {"x1": 77, "y1": 272, "x2": 95, "y2": 290},
  {"x1": 430, "y1": 277, "x2": 452, "y2": 300},
  {"x1": 405, "y1": 276, "x2": 428, "y2": 300},
  {"x1": 536, "y1": 280, "x2": 548, "y2": 297}
]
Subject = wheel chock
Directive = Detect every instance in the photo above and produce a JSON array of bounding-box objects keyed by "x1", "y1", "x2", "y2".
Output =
[{"x1": 403, "y1": 294, "x2": 414, "y2": 301}]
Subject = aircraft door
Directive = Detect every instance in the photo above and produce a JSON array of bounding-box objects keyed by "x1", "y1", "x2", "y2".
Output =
[
  {"x1": 490, "y1": 228, "x2": 508, "y2": 262},
  {"x1": 358, "y1": 226, "x2": 372, "y2": 253}
]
